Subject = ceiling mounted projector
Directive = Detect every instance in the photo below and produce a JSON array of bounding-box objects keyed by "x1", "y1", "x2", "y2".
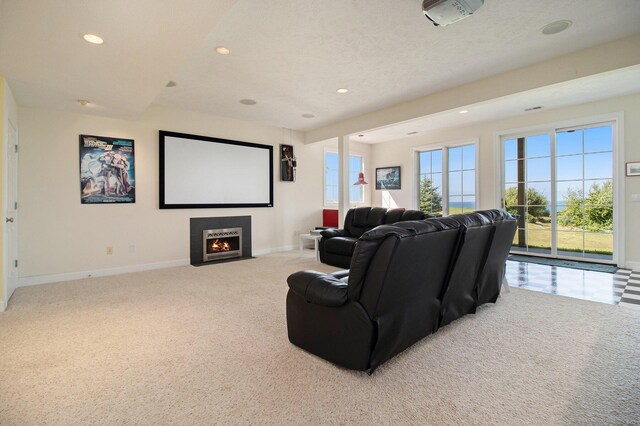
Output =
[{"x1": 422, "y1": 0, "x2": 484, "y2": 26}]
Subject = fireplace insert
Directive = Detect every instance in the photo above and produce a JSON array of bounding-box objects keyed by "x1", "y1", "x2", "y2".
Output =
[{"x1": 202, "y1": 228, "x2": 242, "y2": 262}]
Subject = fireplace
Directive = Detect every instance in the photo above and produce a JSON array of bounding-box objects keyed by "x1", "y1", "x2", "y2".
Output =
[
  {"x1": 203, "y1": 228, "x2": 242, "y2": 262},
  {"x1": 190, "y1": 216, "x2": 252, "y2": 266}
]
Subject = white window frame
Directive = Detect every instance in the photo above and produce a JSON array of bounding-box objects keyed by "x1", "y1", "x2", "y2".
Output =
[
  {"x1": 323, "y1": 149, "x2": 365, "y2": 207},
  {"x1": 413, "y1": 138, "x2": 479, "y2": 216}
]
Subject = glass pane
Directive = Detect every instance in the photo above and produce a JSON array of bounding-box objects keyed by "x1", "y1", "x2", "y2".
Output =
[
  {"x1": 526, "y1": 157, "x2": 550, "y2": 182},
  {"x1": 557, "y1": 231, "x2": 583, "y2": 256},
  {"x1": 432, "y1": 150, "x2": 443, "y2": 173},
  {"x1": 584, "y1": 202, "x2": 613, "y2": 232},
  {"x1": 419, "y1": 151, "x2": 431, "y2": 174},
  {"x1": 556, "y1": 204, "x2": 584, "y2": 231},
  {"x1": 509, "y1": 207, "x2": 527, "y2": 250},
  {"x1": 556, "y1": 155, "x2": 583, "y2": 181},
  {"x1": 506, "y1": 184, "x2": 529, "y2": 209},
  {"x1": 326, "y1": 152, "x2": 338, "y2": 168},
  {"x1": 504, "y1": 160, "x2": 518, "y2": 183},
  {"x1": 526, "y1": 229, "x2": 552, "y2": 254},
  {"x1": 462, "y1": 170, "x2": 475, "y2": 195},
  {"x1": 462, "y1": 145, "x2": 475, "y2": 170},
  {"x1": 584, "y1": 125, "x2": 612, "y2": 153},
  {"x1": 432, "y1": 173, "x2": 443, "y2": 196},
  {"x1": 584, "y1": 152, "x2": 612, "y2": 179},
  {"x1": 526, "y1": 134, "x2": 550, "y2": 158},
  {"x1": 584, "y1": 232, "x2": 613, "y2": 258},
  {"x1": 557, "y1": 130, "x2": 583, "y2": 156},
  {"x1": 449, "y1": 195, "x2": 463, "y2": 215},
  {"x1": 584, "y1": 180, "x2": 613, "y2": 212},
  {"x1": 449, "y1": 147, "x2": 462, "y2": 171},
  {"x1": 504, "y1": 139, "x2": 517, "y2": 161},
  {"x1": 527, "y1": 181, "x2": 551, "y2": 202},
  {"x1": 419, "y1": 175, "x2": 443, "y2": 215},
  {"x1": 462, "y1": 196, "x2": 476, "y2": 212},
  {"x1": 449, "y1": 171, "x2": 462, "y2": 196},
  {"x1": 557, "y1": 180, "x2": 583, "y2": 201}
]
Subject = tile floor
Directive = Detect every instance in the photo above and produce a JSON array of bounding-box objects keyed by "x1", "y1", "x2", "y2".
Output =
[{"x1": 505, "y1": 260, "x2": 640, "y2": 307}]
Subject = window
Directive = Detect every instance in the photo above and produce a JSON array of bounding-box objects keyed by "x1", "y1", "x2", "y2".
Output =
[
  {"x1": 417, "y1": 143, "x2": 476, "y2": 216},
  {"x1": 418, "y1": 149, "x2": 443, "y2": 215},
  {"x1": 324, "y1": 152, "x2": 364, "y2": 205},
  {"x1": 503, "y1": 123, "x2": 614, "y2": 262}
]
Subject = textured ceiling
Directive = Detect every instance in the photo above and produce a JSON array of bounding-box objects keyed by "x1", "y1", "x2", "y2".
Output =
[{"x1": 1, "y1": 0, "x2": 640, "y2": 140}]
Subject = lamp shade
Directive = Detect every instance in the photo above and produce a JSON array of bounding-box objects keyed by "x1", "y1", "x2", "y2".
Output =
[{"x1": 353, "y1": 172, "x2": 368, "y2": 185}]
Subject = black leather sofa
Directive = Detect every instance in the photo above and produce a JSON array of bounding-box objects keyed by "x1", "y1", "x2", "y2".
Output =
[
  {"x1": 319, "y1": 207, "x2": 427, "y2": 268},
  {"x1": 286, "y1": 209, "x2": 516, "y2": 372}
]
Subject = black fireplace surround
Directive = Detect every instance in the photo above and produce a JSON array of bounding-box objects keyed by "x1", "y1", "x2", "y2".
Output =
[
  {"x1": 190, "y1": 216, "x2": 252, "y2": 265},
  {"x1": 286, "y1": 210, "x2": 517, "y2": 373}
]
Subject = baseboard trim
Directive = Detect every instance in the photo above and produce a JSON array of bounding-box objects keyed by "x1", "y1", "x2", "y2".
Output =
[
  {"x1": 253, "y1": 244, "x2": 296, "y2": 256},
  {"x1": 18, "y1": 258, "x2": 191, "y2": 287},
  {"x1": 18, "y1": 245, "x2": 300, "y2": 288},
  {"x1": 624, "y1": 260, "x2": 640, "y2": 271}
]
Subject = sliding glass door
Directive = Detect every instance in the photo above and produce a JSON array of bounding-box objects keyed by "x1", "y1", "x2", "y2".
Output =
[{"x1": 502, "y1": 123, "x2": 614, "y2": 263}]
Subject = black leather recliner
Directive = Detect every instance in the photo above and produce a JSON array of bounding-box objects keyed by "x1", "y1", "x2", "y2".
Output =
[
  {"x1": 319, "y1": 207, "x2": 427, "y2": 268},
  {"x1": 286, "y1": 209, "x2": 517, "y2": 372}
]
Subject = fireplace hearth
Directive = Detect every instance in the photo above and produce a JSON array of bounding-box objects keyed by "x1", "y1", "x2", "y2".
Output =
[{"x1": 190, "y1": 216, "x2": 252, "y2": 266}]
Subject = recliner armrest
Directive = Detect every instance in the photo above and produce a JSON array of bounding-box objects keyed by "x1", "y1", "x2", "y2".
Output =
[
  {"x1": 331, "y1": 270, "x2": 350, "y2": 280},
  {"x1": 321, "y1": 228, "x2": 346, "y2": 238},
  {"x1": 287, "y1": 270, "x2": 348, "y2": 307}
]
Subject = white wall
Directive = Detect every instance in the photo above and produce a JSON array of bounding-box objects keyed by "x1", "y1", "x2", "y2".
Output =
[
  {"x1": 17, "y1": 105, "x2": 328, "y2": 282},
  {"x1": 370, "y1": 93, "x2": 640, "y2": 269}
]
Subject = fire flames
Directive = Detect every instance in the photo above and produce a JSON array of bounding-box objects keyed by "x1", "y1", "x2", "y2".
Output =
[{"x1": 210, "y1": 239, "x2": 231, "y2": 252}]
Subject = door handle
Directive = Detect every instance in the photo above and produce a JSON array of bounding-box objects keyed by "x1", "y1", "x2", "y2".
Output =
[{"x1": 6, "y1": 217, "x2": 14, "y2": 223}]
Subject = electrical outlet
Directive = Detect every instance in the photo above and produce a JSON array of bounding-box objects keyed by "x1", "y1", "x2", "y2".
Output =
[
  {"x1": 128, "y1": 244, "x2": 135, "y2": 253},
  {"x1": 106, "y1": 246, "x2": 113, "y2": 255}
]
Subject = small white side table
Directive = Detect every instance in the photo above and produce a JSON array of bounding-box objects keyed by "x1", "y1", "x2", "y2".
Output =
[{"x1": 299, "y1": 233, "x2": 322, "y2": 261}]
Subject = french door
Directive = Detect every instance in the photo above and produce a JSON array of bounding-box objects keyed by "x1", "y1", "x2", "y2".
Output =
[{"x1": 502, "y1": 123, "x2": 615, "y2": 263}]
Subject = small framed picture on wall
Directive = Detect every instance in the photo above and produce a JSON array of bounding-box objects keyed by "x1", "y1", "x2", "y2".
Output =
[
  {"x1": 626, "y1": 161, "x2": 640, "y2": 176},
  {"x1": 375, "y1": 166, "x2": 401, "y2": 190}
]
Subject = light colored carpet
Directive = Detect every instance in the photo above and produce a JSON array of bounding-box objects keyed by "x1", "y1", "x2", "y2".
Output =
[{"x1": 1, "y1": 251, "x2": 639, "y2": 425}]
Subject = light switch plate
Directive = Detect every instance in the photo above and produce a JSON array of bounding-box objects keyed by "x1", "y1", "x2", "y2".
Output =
[{"x1": 631, "y1": 194, "x2": 640, "y2": 202}]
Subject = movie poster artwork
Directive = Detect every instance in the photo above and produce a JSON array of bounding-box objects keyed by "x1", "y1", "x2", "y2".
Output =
[
  {"x1": 80, "y1": 134, "x2": 135, "y2": 204},
  {"x1": 280, "y1": 144, "x2": 296, "y2": 182}
]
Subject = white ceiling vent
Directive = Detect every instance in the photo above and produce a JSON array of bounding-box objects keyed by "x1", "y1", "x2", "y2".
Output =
[{"x1": 422, "y1": 0, "x2": 484, "y2": 26}]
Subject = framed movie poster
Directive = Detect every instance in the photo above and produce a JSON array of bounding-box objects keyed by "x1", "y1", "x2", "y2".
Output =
[
  {"x1": 80, "y1": 134, "x2": 135, "y2": 204},
  {"x1": 280, "y1": 144, "x2": 296, "y2": 182},
  {"x1": 375, "y1": 166, "x2": 401, "y2": 190}
]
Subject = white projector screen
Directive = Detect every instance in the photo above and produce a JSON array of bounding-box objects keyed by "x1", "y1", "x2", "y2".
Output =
[{"x1": 159, "y1": 130, "x2": 273, "y2": 209}]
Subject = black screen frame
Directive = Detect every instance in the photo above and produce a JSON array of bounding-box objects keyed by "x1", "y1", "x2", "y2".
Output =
[{"x1": 159, "y1": 130, "x2": 274, "y2": 209}]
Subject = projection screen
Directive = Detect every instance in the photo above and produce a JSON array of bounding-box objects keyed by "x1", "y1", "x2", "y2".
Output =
[{"x1": 159, "y1": 130, "x2": 273, "y2": 209}]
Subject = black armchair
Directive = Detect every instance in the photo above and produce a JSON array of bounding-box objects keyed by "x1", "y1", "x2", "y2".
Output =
[{"x1": 318, "y1": 207, "x2": 427, "y2": 268}]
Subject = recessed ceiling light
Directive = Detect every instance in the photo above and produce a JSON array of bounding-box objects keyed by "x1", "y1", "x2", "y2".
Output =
[
  {"x1": 541, "y1": 20, "x2": 572, "y2": 35},
  {"x1": 216, "y1": 46, "x2": 231, "y2": 55},
  {"x1": 357, "y1": 134, "x2": 364, "y2": 138},
  {"x1": 77, "y1": 99, "x2": 90, "y2": 106},
  {"x1": 301, "y1": 113, "x2": 315, "y2": 118},
  {"x1": 239, "y1": 99, "x2": 257, "y2": 105},
  {"x1": 407, "y1": 131, "x2": 418, "y2": 135},
  {"x1": 336, "y1": 88, "x2": 349, "y2": 94},
  {"x1": 524, "y1": 106, "x2": 543, "y2": 111},
  {"x1": 459, "y1": 110, "x2": 469, "y2": 114},
  {"x1": 83, "y1": 34, "x2": 104, "y2": 44},
  {"x1": 165, "y1": 80, "x2": 177, "y2": 88}
]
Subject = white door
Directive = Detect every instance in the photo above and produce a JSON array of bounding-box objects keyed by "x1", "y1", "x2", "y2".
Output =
[{"x1": 3, "y1": 120, "x2": 18, "y2": 307}]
